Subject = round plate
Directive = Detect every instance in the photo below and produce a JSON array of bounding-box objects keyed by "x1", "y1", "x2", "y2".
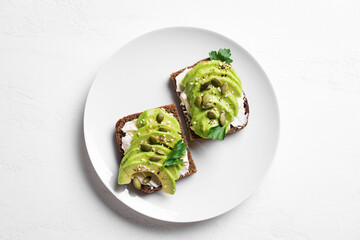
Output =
[{"x1": 84, "y1": 27, "x2": 280, "y2": 222}]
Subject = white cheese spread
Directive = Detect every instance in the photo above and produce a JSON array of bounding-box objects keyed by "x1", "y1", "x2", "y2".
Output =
[{"x1": 121, "y1": 119, "x2": 137, "y2": 152}]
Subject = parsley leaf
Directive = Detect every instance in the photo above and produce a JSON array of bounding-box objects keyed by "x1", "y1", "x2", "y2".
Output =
[
  {"x1": 207, "y1": 125, "x2": 228, "y2": 141},
  {"x1": 208, "y1": 48, "x2": 233, "y2": 64},
  {"x1": 163, "y1": 140, "x2": 187, "y2": 167},
  {"x1": 218, "y1": 49, "x2": 233, "y2": 64},
  {"x1": 164, "y1": 159, "x2": 184, "y2": 167},
  {"x1": 209, "y1": 51, "x2": 218, "y2": 60}
]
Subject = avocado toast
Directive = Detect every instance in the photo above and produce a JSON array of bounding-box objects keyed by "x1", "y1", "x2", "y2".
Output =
[
  {"x1": 115, "y1": 104, "x2": 197, "y2": 194},
  {"x1": 170, "y1": 49, "x2": 249, "y2": 141}
]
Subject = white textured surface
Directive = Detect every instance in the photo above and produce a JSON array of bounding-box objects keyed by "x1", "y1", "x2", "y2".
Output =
[{"x1": 0, "y1": 0, "x2": 359, "y2": 239}]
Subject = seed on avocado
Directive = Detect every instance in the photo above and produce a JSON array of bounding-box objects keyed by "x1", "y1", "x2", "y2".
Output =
[
  {"x1": 159, "y1": 136, "x2": 165, "y2": 142},
  {"x1": 149, "y1": 136, "x2": 158, "y2": 144},
  {"x1": 202, "y1": 102, "x2": 215, "y2": 110},
  {"x1": 135, "y1": 122, "x2": 143, "y2": 128},
  {"x1": 221, "y1": 82, "x2": 229, "y2": 94},
  {"x1": 149, "y1": 156, "x2": 162, "y2": 162},
  {"x1": 202, "y1": 93, "x2": 210, "y2": 105},
  {"x1": 200, "y1": 81, "x2": 210, "y2": 91},
  {"x1": 156, "y1": 112, "x2": 164, "y2": 123},
  {"x1": 211, "y1": 78, "x2": 221, "y2": 87},
  {"x1": 140, "y1": 143, "x2": 152, "y2": 152},
  {"x1": 155, "y1": 149, "x2": 166, "y2": 155},
  {"x1": 195, "y1": 95, "x2": 202, "y2": 107},
  {"x1": 142, "y1": 176, "x2": 151, "y2": 184},
  {"x1": 159, "y1": 126, "x2": 170, "y2": 132},
  {"x1": 200, "y1": 122, "x2": 206, "y2": 131},
  {"x1": 133, "y1": 177, "x2": 141, "y2": 190},
  {"x1": 207, "y1": 111, "x2": 217, "y2": 119},
  {"x1": 220, "y1": 112, "x2": 226, "y2": 126}
]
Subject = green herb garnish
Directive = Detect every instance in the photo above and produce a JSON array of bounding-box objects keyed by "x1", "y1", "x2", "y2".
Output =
[
  {"x1": 163, "y1": 140, "x2": 187, "y2": 167},
  {"x1": 209, "y1": 48, "x2": 233, "y2": 64},
  {"x1": 208, "y1": 125, "x2": 228, "y2": 141}
]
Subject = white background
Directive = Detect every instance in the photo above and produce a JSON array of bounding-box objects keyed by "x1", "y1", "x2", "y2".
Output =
[{"x1": 1, "y1": 0, "x2": 359, "y2": 239}]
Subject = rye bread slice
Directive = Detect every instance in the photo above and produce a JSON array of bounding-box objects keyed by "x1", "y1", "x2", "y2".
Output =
[
  {"x1": 170, "y1": 58, "x2": 250, "y2": 141},
  {"x1": 115, "y1": 104, "x2": 197, "y2": 194}
]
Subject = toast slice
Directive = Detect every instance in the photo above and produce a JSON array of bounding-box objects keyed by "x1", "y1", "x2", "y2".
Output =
[
  {"x1": 115, "y1": 104, "x2": 197, "y2": 194},
  {"x1": 170, "y1": 58, "x2": 249, "y2": 141}
]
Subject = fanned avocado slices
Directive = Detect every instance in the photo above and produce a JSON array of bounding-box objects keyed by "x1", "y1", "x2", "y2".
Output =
[
  {"x1": 180, "y1": 60, "x2": 243, "y2": 138},
  {"x1": 118, "y1": 108, "x2": 186, "y2": 195}
]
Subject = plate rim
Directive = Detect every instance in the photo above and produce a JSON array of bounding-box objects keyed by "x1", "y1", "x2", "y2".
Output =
[{"x1": 83, "y1": 26, "x2": 280, "y2": 223}]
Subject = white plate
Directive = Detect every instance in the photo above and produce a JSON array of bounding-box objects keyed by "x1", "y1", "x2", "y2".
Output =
[{"x1": 84, "y1": 27, "x2": 280, "y2": 222}]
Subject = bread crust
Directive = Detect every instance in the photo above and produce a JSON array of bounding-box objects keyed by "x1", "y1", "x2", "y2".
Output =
[
  {"x1": 115, "y1": 104, "x2": 197, "y2": 194},
  {"x1": 170, "y1": 58, "x2": 250, "y2": 141}
]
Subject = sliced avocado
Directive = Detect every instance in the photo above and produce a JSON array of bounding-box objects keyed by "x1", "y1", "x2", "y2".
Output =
[
  {"x1": 121, "y1": 151, "x2": 156, "y2": 167},
  {"x1": 180, "y1": 59, "x2": 243, "y2": 139},
  {"x1": 127, "y1": 131, "x2": 182, "y2": 152},
  {"x1": 192, "y1": 90, "x2": 239, "y2": 116},
  {"x1": 118, "y1": 162, "x2": 177, "y2": 194},
  {"x1": 120, "y1": 151, "x2": 181, "y2": 182},
  {"x1": 121, "y1": 147, "x2": 171, "y2": 167},
  {"x1": 210, "y1": 67, "x2": 242, "y2": 89},
  {"x1": 136, "y1": 108, "x2": 180, "y2": 132},
  {"x1": 121, "y1": 157, "x2": 180, "y2": 182},
  {"x1": 118, "y1": 105, "x2": 189, "y2": 194},
  {"x1": 121, "y1": 145, "x2": 171, "y2": 166},
  {"x1": 132, "y1": 124, "x2": 179, "y2": 140},
  {"x1": 191, "y1": 112, "x2": 217, "y2": 137},
  {"x1": 187, "y1": 89, "x2": 238, "y2": 137},
  {"x1": 182, "y1": 61, "x2": 241, "y2": 89},
  {"x1": 185, "y1": 75, "x2": 241, "y2": 98}
]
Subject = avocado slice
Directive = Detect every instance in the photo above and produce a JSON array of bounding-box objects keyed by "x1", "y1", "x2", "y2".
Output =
[
  {"x1": 187, "y1": 89, "x2": 239, "y2": 137},
  {"x1": 136, "y1": 108, "x2": 180, "y2": 132},
  {"x1": 185, "y1": 75, "x2": 241, "y2": 99},
  {"x1": 132, "y1": 124, "x2": 179, "y2": 141},
  {"x1": 118, "y1": 162, "x2": 177, "y2": 194},
  {"x1": 182, "y1": 61, "x2": 242, "y2": 93},
  {"x1": 120, "y1": 156, "x2": 180, "y2": 182},
  {"x1": 120, "y1": 149, "x2": 181, "y2": 182},
  {"x1": 192, "y1": 89, "x2": 239, "y2": 116},
  {"x1": 121, "y1": 145, "x2": 171, "y2": 166},
  {"x1": 127, "y1": 131, "x2": 182, "y2": 152}
]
